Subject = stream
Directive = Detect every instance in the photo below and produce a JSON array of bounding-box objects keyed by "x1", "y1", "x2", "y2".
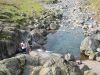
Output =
[{"x1": 44, "y1": 0, "x2": 84, "y2": 58}]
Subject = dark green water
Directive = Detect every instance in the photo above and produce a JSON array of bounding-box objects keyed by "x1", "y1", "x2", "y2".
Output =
[{"x1": 46, "y1": 26, "x2": 84, "y2": 58}]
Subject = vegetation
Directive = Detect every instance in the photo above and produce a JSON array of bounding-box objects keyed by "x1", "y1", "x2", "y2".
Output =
[
  {"x1": 88, "y1": 0, "x2": 100, "y2": 11},
  {"x1": 0, "y1": 0, "x2": 44, "y2": 22}
]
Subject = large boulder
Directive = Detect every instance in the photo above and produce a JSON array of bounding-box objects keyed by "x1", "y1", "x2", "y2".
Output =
[
  {"x1": 0, "y1": 54, "x2": 26, "y2": 75},
  {"x1": 0, "y1": 40, "x2": 16, "y2": 59},
  {"x1": 0, "y1": 51, "x2": 83, "y2": 75},
  {"x1": 80, "y1": 37, "x2": 98, "y2": 56}
]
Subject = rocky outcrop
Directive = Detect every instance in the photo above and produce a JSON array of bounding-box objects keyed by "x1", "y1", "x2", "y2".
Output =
[
  {"x1": 0, "y1": 54, "x2": 26, "y2": 75},
  {"x1": 0, "y1": 51, "x2": 83, "y2": 75},
  {"x1": 80, "y1": 31, "x2": 100, "y2": 56}
]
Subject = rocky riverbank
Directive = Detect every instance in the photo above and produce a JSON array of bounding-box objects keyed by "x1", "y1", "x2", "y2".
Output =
[
  {"x1": 0, "y1": 51, "x2": 89, "y2": 75},
  {"x1": 0, "y1": 8, "x2": 62, "y2": 59}
]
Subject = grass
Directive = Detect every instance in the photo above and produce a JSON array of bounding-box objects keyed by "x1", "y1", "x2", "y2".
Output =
[
  {"x1": 88, "y1": 0, "x2": 100, "y2": 11},
  {"x1": 0, "y1": 0, "x2": 44, "y2": 22}
]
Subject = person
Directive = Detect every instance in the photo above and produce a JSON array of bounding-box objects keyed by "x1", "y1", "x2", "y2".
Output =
[{"x1": 20, "y1": 41, "x2": 27, "y2": 53}]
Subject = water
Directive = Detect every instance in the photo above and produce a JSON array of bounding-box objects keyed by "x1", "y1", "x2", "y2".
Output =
[
  {"x1": 46, "y1": 26, "x2": 84, "y2": 58},
  {"x1": 44, "y1": 0, "x2": 85, "y2": 58}
]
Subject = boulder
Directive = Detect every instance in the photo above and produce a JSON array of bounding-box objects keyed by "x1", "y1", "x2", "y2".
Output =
[
  {"x1": 84, "y1": 71, "x2": 97, "y2": 75},
  {"x1": 95, "y1": 52, "x2": 100, "y2": 62},
  {"x1": 49, "y1": 22, "x2": 59, "y2": 30},
  {"x1": 89, "y1": 53, "x2": 96, "y2": 60},
  {"x1": 22, "y1": 65, "x2": 41, "y2": 75},
  {"x1": 95, "y1": 33, "x2": 100, "y2": 41},
  {"x1": 80, "y1": 37, "x2": 97, "y2": 56},
  {"x1": 64, "y1": 53, "x2": 75, "y2": 61},
  {"x1": 39, "y1": 67, "x2": 53, "y2": 75},
  {"x1": 96, "y1": 48, "x2": 100, "y2": 52},
  {"x1": 79, "y1": 64, "x2": 90, "y2": 74},
  {"x1": 0, "y1": 54, "x2": 26, "y2": 75}
]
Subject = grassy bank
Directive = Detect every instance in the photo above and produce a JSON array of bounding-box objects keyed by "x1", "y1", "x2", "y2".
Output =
[{"x1": 0, "y1": 0, "x2": 44, "y2": 22}]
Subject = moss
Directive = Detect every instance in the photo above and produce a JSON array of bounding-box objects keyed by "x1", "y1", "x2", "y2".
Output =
[{"x1": 0, "y1": 33, "x2": 12, "y2": 40}]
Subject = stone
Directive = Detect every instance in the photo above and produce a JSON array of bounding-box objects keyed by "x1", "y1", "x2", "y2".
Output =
[
  {"x1": 22, "y1": 65, "x2": 41, "y2": 75},
  {"x1": 96, "y1": 48, "x2": 100, "y2": 52},
  {"x1": 0, "y1": 54, "x2": 26, "y2": 75},
  {"x1": 49, "y1": 22, "x2": 59, "y2": 30},
  {"x1": 89, "y1": 53, "x2": 96, "y2": 60},
  {"x1": 95, "y1": 52, "x2": 100, "y2": 62},
  {"x1": 95, "y1": 33, "x2": 100, "y2": 41},
  {"x1": 39, "y1": 67, "x2": 53, "y2": 75},
  {"x1": 43, "y1": 59, "x2": 55, "y2": 68},
  {"x1": 79, "y1": 64, "x2": 90, "y2": 74},
  {"x1": 84, "y1": 71, "x2": 97, "y2": 75},
  {"x1": 80, "y1": 37, "x2": 97, "y2": 56},
  {"x1": 64, "y1": 53, "x2": 75, "y2": 61}
]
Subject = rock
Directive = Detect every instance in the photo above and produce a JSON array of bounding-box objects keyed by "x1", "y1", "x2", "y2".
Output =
[
  {"x1": 51, "y1": 66, "x2": 61, "y2": 75},
  {"x1": 96, "y1": 57, "x2": 100, "y2": 62},
  {"x1": 64, "y1": 53, "x2": 75, "y2": 61},
  {"x1": 49, "y1": 22, "x2": 59, "y2": 30},
  {"x1": 0, "y1": 40, "x2": 16, "y2": 59},
  {"x1": 84, "y1": 71, "x2": 97, "y2": 75},
  {"x1": 95, "y1": 52, "x2": 100, "y2": 62},
  {"x1": 0, "y1": 64, "x2": 11, "y2": 75},
  {"x1": 22, "y1": 65, "x2": 41, "y2": 75},
  {"x1": 79, "y1": 64, "x2": 90, "y2": 74},
  {"x1": 80, "y1": 37, "x2": 97, "y2": 56},
  {"x1": 96, "y1": 48, "x2": 100, "y2": 52},
  {"x1": 39, "y1": 67, "x2": 53, "y2": 75},
  {"x1": 89, "y1": 53, "x2": 96, "y2": 60},
  {"x1": 0, "y1": 54, "x2": 26, "y2": 75},
  {"x1": 95, "y1": 33, "x2": 100, "y2": 41},
  {"x1": 43, "y1": 59, "x2": 55, "y2": 68}
]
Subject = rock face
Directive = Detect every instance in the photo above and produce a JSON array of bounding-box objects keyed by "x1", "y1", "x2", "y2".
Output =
[
  {"x1": 80, "y1": 33, "x2": 100, "y2": 56},
  {"x1": 0, "y1": 51, "x2": 83, "y2": 75},
  {"x1": 0, "y1": 54, "x2": 26, "y2": 75}
]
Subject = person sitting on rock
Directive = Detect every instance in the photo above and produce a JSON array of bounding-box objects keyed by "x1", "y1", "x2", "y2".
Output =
[{"x1": 20, "y1": 41, "x2": 27, "y2": 53}]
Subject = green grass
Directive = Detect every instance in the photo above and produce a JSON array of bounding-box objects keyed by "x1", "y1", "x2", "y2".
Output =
[{"x1": 0, "y1": 0, "x2": 44, "y2": 22}]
